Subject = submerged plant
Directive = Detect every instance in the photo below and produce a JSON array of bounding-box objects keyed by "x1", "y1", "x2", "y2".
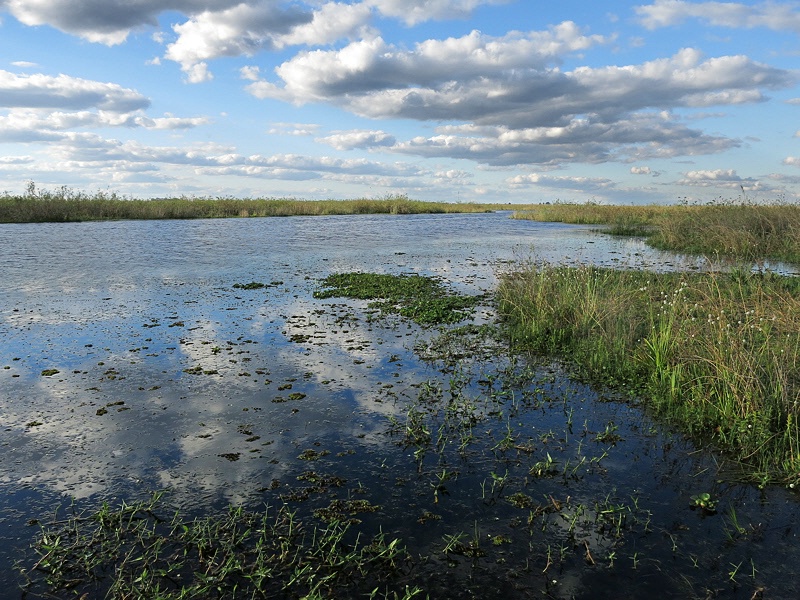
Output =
[{"x1": 21, "y1": 493, "x2": 415, "y2": 599}]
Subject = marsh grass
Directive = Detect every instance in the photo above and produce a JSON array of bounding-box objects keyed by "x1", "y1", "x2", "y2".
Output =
[
  {"x1": 0, "y1": 182, "x2": 523, "y2": 223},
  {"x1": 513, "y1": 201, "x2": 800, "y2": 264},
  {"x1": 498, "y1": 263, "x2": 800, "y2": 484},
  {"x1": 21, "y1": 492, "x2": 420, "y2": 600}
]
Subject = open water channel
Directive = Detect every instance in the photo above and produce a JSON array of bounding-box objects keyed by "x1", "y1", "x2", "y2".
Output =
[{"x1": 1, "y1": 212, "x2": 798, "y2": 598}]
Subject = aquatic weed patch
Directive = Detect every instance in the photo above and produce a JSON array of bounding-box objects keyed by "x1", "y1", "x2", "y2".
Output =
[
  {"x1": 20, "y1": 493, "x2": 420, "y2": 600},
  {"x1": 314, "y1": 272, "x2": 481, "y2": 325}
]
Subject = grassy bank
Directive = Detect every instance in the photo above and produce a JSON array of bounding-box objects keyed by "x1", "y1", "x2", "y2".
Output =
[
  {"x1": 498, "y1": 263, "x2": 800, "y2": 485},
  {"x1": 0, "y1": 184, "x2": 525, "y2": 223},
  {"x1": 513, "y1": 202, "x2": 800, "y2": 264}
]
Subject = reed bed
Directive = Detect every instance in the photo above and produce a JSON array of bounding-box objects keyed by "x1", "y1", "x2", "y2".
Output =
[
  {"x1": 513, "y1": 201, "x2": 800, "y2": 264},
  {"x1": 0, "y1": 183, "x2": 526, "y2": 223},
  {"x1": 498, "y1": 263, "x2": 800, "y2": 485}
]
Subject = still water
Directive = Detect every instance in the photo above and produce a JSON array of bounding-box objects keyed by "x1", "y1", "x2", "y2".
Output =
[{"x1": 0, "y1": 213, "x2": 797, "y2": 599}]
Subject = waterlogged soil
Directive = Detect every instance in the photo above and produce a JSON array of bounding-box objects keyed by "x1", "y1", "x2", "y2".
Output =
[{"x1": 1, "y1": 213, "x2": 798, "y2": 599}]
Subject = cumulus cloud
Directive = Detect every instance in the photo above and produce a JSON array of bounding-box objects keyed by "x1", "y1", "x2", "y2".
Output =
[
  {"x1": 636, "y1": 1, "x2": 800, "y2": 32},
  {"x1": 165, "y1": 3, "x2": 312, "y2": 77},
  {"x1": 630, "y1": 165, "x2": 652, "y2": 174},
  {"x1": 678, "y1": 168, "x2": 762, "y2": 190},
  {"x1": 247, "y1": 23, "x2": 609, "y2": 106},
  {"x1": 0, "y1": 0, "x2": 237, "y2": 45},
  {"x1": 248, "y1": 35, "x2": 792, "y2": 131},
  {"x1": 317, "y1": 129, "x2": 397, "y2": 150},
  {"x1": 0, "y1": 70, "x2": 149, "y2": 112},
  {"x1": 276, "y1": 2, "x2": 374, "y2": 46},
  {"x1": 507, "y1": 173, "x2": 616, "y2": 191},
  {"x1": 378, "y1": 113, "x2": 739, "y2": 167},
  {"x1": 785, "y1": 157, "x2": 800, "y2": 167},
  {"x1": 1, "y1": 0, "x2": 501, "y2": 50}
]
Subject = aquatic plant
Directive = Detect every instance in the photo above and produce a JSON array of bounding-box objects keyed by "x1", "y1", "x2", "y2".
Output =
[
  {"x1": 690, "y1": 492, "x2": 718, "y2": 514},
  {"x1": 314, "y1": 272, "x2": 480, "y2": 326},
  {"x1": 498, "y1": 262, "x2": 800, "y2": 485},
  {"x1": 20, "y1": 493, "x2": 419, "y2": 599}
]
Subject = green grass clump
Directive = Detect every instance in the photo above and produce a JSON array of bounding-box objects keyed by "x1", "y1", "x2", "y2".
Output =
[
  {"x1": 512, "y1": 201, "x2": 800, "y2": 264},
  {"x1": 21, "y1": 492, "x2": 421, "y2": 600},
  {"x1": 498, "y1": 263, "x2": 800, "y2": 485},
  {"x1": 315, "y1": 272, "x2": 480, "y2": 326}
]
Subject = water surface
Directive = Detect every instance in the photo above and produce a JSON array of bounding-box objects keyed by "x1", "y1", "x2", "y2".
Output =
[{"x1": 1, "y1": 213, "x2": 796, "y2": 599}]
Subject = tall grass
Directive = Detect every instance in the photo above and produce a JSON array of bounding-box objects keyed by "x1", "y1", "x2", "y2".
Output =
[
  {"x1": 513, "y1": 201, "x2": 800, "y2": 264},
  {"x1": 498, "y1": 263, "x2": 800, "y2": 485},
  {"x1": 0, "y1": 182, "x2": 531, "y2": 223}
]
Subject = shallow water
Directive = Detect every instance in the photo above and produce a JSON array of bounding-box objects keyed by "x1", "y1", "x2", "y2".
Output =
[{"x1": 1, "y1": 213, "x2": 797, "y2": 599}]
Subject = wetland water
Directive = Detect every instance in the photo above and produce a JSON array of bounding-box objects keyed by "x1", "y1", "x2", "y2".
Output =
[{"x1": 1, "y1": 212, "x2": 798, "y2": 598}]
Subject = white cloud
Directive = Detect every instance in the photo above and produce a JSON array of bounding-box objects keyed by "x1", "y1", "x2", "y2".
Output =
[
  {"x1": 165, "y1": 3, "x2": 310, "y2": 70},
  {"x1": 164, "y1": 2, "x2": 375, "y2": 81},
  {"x1": 678, "y1": 168, "x2": 763, "y2": 190},
  {"x1": 268, "y1": 122, "x2": 321, "y2": 136},
  {"x1": 507, "y1": 173, "x2": 616, "y2": 191},
  {"x1": 636, "y1": 1, "x2": 800, "y2": 32},
  {"x1": 239, "y1": 66, "x2": 261, "y2": 82},
  {"x1": 317, "y1": 129, "x2": 397, "y2": 150},
  {"x1": 0, "y1": 69, "x2": 149, "y2": 112},
  {"x1": 631, "y1": 165, "x2": 652, "y2": 174},
  {"x1": 367, "y1": 0, "x2": 510, "y2": 26},
  {"x1": 0, "y1": 107, "x2": 209, "y2": 144},
  {"x1": 182, "y1": 62, "x2": 213, "y2": 83},
  {"x1": 0, "y1": 155, "x2": 34, "y2": 165},
  {"x1": 276, "y1": 2, "x2": 374, "y2": 46},
  {"x1": 785, "y1": 157, "x2": 800, "y2": 167}
]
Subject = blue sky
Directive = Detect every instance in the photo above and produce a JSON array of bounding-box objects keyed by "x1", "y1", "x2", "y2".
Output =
[{"x1": 1, "y1": 0, "x2": 799, "y2": 204}]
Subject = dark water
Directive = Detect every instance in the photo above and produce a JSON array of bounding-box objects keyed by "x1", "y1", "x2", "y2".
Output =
[{"x1": 1, "y1": 213, "x2": 797, "y2": 599}]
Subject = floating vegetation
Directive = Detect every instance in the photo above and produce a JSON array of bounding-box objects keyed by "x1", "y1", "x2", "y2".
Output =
[
  {"x1": 233, "y1": 281, "x2": 267, "y2": 290},
  {"x1": 314, "y1": 272, "x2": 481, "y2": 325},
  {"x1": 40, "y1": 369, "x2": 59, "y2": 377}
]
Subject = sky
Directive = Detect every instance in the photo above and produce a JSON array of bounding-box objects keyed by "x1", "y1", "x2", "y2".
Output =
[{"x1": 0, "y1": 1, "x2": 799, "y2": 204}]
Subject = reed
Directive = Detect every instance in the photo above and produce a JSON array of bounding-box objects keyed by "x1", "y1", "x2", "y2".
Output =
[
  {"x1": 0, "y1": 182, "x2": 532, "y2": 223},
  {"x1": 512, "y1": 201, "x2": 800, "y2": 264},
  {"x1": 498, "y1": 263, "x2": 800, "y2": 485}
]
